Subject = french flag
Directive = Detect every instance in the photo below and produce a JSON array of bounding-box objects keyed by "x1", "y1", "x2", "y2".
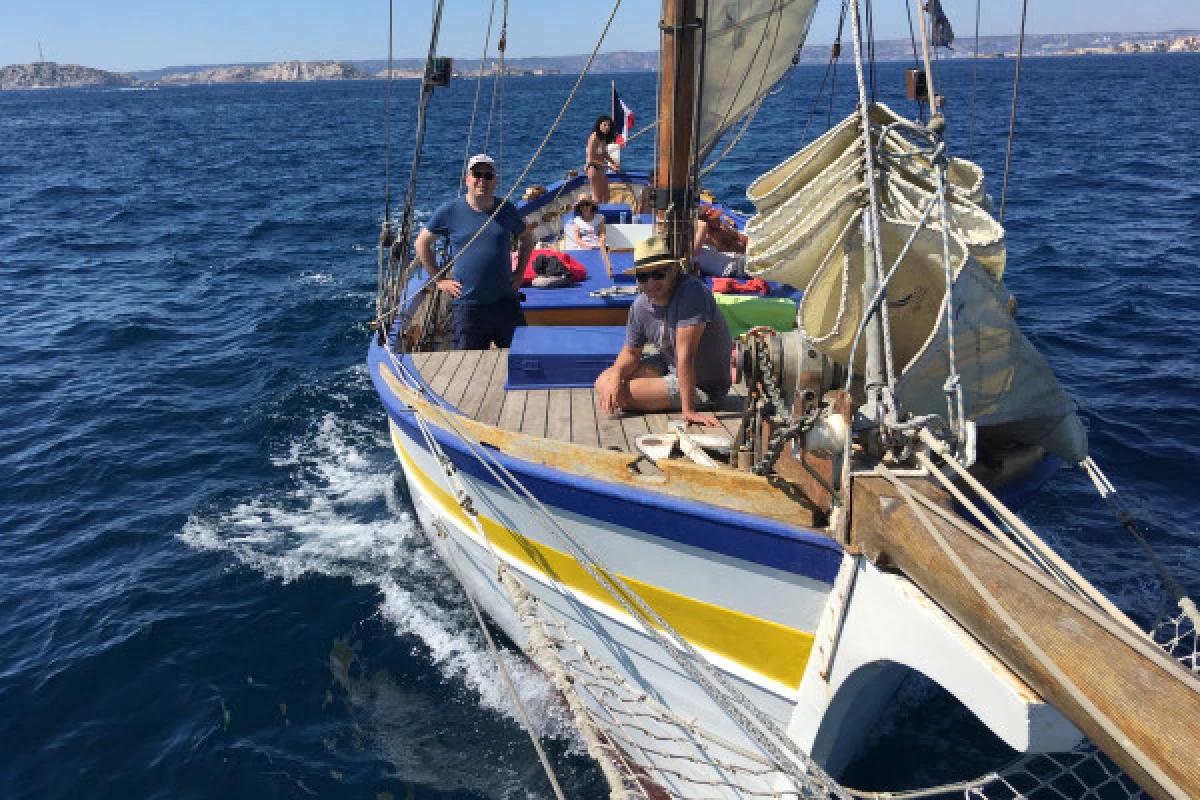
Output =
[{"x1": 612, "y1": 84, "x2": 634, "y2": 146}]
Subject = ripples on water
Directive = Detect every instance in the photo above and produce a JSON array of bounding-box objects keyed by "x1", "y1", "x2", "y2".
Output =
[{"x1": 1, "y1": 54, "x2": 1197, "y2": 798}]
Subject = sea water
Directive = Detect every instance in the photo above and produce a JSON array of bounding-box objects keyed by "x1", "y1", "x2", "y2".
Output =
[{"x1": 2, "y1": 54, "x2": 1198, "y2": 798}]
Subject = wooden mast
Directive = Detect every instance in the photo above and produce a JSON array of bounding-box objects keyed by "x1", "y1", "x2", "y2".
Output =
[{"x1": 655, "y1": 0, "x2": 700, "y2": 261}]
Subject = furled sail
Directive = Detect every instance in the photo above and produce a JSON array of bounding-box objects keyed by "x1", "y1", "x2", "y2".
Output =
[
  {"x1": 697, "y1": 0, "x2": 820, "y2": 162},
  {"x1": 745, "y1": 103, "x2": 1086, "y2": 462}
]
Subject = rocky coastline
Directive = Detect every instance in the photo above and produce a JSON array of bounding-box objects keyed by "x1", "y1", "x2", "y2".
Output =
[
  {"x1": 156, "y1": 60, "x2": 369, "y2": 84},
  {"x1": 0, "y1": 62, "x2": 136, "y2": 90},
  {"x1": 4, "y1": 32, "x2": 1199, "y2": 91}
]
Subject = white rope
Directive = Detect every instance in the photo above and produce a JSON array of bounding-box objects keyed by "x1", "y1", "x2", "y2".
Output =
[
  {"x1": 404, "y1": 402, "x2": 570, "y2": 800},
  {"x1": 917, "y1": 428, "x2": 1141, "y2": 632},
  {"x1": 380, "y1": 348, "x2": 846, "y2": 797},
  {"x1": 933, "y1": 156, "x2": 967, "y2": 447},
  {"x1": 440, "y1": 545, "x2": 569, "y2": 800},
  {"x1": 1080, "y1": 456, "x2": 1200, "y2": 631},
  {"x1": 873, "y1": 461, "x2": 1189, "y2": 800}
]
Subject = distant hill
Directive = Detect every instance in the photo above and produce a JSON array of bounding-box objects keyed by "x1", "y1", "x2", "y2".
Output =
[
  {"x1": 7, "y1": 29, "x2": 1198, "y2": 91},
  {"x1": 0, "y1": 62, "x2": 135, "y2": 90},
  {"x1": 328, "y1": 30, "x2": 1200, "y2": 74},
  {"x1": 157, "y1": 61, "x2": 369, "y2": 84}
]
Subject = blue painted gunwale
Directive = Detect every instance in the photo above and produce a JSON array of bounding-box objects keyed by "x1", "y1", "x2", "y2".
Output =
[{"x1": 368, "y1": 339, "x2": 845, "y2": 585}]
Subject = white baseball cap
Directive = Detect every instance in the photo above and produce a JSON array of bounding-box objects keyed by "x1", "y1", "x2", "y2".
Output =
[{"x1": 467, "y1": 154, "x2": 496, "y2": 171}]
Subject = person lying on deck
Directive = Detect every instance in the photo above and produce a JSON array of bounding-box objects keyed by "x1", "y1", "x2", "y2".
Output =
[
  {"x1": 594, "y1": 236, "x2": 733, "y2": 427},
  {"x1": 693, "y1": 206, "x2": 749, "y2": 277},
  {"x1": 415, "y1": 153, "x2": 534, "y2": 350},
  {"x1": 572, "y1": 196, "x2": 607, "y2": 250}
]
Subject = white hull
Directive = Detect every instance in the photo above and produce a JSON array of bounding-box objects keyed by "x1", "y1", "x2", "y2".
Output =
[{"x1": 381, "y1": 402, "x2": 1078, "y2": 791}]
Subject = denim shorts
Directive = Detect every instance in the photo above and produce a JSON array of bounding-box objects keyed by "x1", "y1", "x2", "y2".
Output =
[{"x1": 642, "y1": 354, "x2": 726, "y2": 410}]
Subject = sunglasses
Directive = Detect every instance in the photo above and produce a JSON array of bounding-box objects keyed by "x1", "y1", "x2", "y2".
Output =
[
  {"x1": 470, "y1": 169, "x2": 496, "y2": 180},
  {"x1": 635, "y1": 267, "x2": 672, "y2": 283}
]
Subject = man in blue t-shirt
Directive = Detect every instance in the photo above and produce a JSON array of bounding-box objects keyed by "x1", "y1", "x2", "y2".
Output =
[
  {"x1": 594, "y1": 236, "x2": 733, "y2": 427},
  {"x1": 415, "y1": 154, "x2": 534, "y2": 349}
]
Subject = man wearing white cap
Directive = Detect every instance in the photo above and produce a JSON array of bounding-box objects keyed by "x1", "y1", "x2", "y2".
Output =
[
  {"x1": 594, "y1": 236, "x2": 732, "y2": 427},
  {"x1": 416, "y1": 154, "x2": 534, "y2": 349}
]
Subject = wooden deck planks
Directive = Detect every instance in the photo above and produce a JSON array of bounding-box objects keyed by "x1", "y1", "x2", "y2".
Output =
[
  {"x1": 520, "y1": 390, "x2": 549, "y2": 438},
  {"x1": 592, "y1": 390, "x2": 628, "y2": 452},
  {"x1": 619, "y1": 413, "x2": 651, "y2": 446},
  {"x1": 643, "y1": 412, "x2": 671, "y2": 435},
  {"x1": 475, "y1": 350, "x2": 510, "y2": 426},
  {"x1": 407, "y1": 347, "x2": 746, "y2": 457},
  {"x1": 545, "y1": 389, "x2": 573, "y2": 444},
  {"x1": 498, "y1": 388, "x2": 527, "y2": 434},
  {"x1": 714, "y1": 387, "x2": 747, "y2": 442},
  {"x1": 457, "y1": 349, "x2": 501, "y2": 419},
  {"x1": 410, "y1": 349, "x2": 447, "y2": 386},
  {"x1": 442, "y1": 348, "x2": 484, "y2": 409},
  {"x1": 428, "y1": 349, "x2": 466, "y2": 396},
  {"x1": 570, "y1": 388, "x2": 600, "y2": 449}
]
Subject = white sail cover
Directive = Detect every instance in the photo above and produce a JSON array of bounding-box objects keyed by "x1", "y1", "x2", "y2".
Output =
[
  {"x1": 745, "y1": 104, "x2": 1086, "y2": 462},
  {"x1": 697, "y1": 0, "x2": 820, "y2": 161}
]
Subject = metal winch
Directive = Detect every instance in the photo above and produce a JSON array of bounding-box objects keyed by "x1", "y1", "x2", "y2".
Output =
[{"x1": 733, "y1": 331, "x2": 848, "y2": 486}]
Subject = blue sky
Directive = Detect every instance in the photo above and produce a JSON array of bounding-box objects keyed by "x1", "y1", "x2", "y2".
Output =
[{"x1": 2, "y1": 0, "x2": 1196, "y2": 72}]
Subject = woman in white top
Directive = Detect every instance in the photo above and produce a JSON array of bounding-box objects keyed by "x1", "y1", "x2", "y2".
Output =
[
  {"x1": 585, "y1": 116, "x2": 619, "y2": 204},
  {"x1": 572, "y1": 196, "x2": 607, "y2": 249}
]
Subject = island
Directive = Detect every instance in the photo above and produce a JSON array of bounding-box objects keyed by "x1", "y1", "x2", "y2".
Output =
[
  {"x1": 0, "y1": 62, "x2": 135, "y2": 90},
  {"x1": 157, "y1": 60, "x2": 369, "y2": 84}
]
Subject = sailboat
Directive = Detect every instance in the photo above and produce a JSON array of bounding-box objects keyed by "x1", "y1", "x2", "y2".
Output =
[{"x1": 368, "y1": 1, "x2": 1200, "y2": 797}]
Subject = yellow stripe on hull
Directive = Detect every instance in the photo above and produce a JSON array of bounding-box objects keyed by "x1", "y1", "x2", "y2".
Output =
[{"x1": 391, "y1": 422, "x2": 815, "y2": 689}]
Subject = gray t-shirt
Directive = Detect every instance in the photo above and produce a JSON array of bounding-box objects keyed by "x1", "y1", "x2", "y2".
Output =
[{"x1": 626, "y1": 273, "x2": 733, "y2": 397}]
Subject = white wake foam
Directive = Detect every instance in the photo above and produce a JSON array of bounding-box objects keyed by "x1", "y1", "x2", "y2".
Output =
[{"x1": 179, "y1": 401, "x2": 575, "y2": 742}]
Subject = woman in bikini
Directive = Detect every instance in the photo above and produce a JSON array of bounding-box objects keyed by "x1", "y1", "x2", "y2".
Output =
[{"x1": 585, "y1": 115, "x2": 619, "y2": 204}]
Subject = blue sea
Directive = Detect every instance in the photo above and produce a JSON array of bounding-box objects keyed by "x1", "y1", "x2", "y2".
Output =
[{"x1": 2, "y1": 53, "x2": 1198, "y2": 798}]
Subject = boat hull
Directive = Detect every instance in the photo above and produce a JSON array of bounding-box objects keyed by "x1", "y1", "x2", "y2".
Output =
[{"x1": 370, "y1": 340, "x2": 1086, "y2": 792}]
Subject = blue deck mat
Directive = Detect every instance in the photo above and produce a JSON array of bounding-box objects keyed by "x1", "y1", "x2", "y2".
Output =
[
  {"x1": 519, "y1": 249, "x2": 804, "y2": 312},
  {"x1": 520, "y1": 249, "x2": 638, "y2": 311}
]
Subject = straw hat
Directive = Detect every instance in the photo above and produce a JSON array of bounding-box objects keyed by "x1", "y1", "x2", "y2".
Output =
[
  {"x1": 572, "y1": 195, "x2": 598, "y2": 213},
  {"x1": 626, "y1": 236, "x2": 681, "y2": 274}
]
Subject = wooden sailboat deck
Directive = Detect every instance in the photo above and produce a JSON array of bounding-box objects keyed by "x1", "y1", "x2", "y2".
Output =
[{"x1": 410, "y1": 348, "x2": 747, "y2": 453}]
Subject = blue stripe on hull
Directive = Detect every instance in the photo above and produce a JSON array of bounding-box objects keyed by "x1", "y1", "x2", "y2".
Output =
[{"x1": 370, "y1": 342, "x2": 844, "y2": 585}]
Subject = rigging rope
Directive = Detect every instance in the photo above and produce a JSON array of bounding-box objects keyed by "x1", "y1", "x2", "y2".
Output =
[
  {"x1": 1080, "y1": 456, "x2": 1200, "y2": 631},
  {"x1": 497, "y1": 1, "x2": 509, "y2": 179},
  {"x1": 440, "y1": 541, "x2": 569, "y2": 800},
  {"x1": 846, "y1": 0, "x2": 899, "y2": 393},
  {"x1": 968, "y1": 0, "x2": 980, "y2": 159},
  {"x1": 933, "y1": 155, "x2": 967, "y2": 445},
  {"x1": 459, "y1": 0, "x2": 498, "y2": 197},
  {"x1": 800, "y1": 5, "x2": 846, "y2": 146},
  {"x1": 699, "y1": 0, "x2": 787, "y2": 165},
  {"x1": 377, "y1": 0, "x2": 397, "y2": 324},
  {"x1": 373, "y1": 0, "x2": 625, "y2": 332},
  {"x1": 380, "y1": 347, "x2": 847, "y2": 797},
  {"x1": 873, "y1": 460, "x2": 1189, "y2": 800},
  {"x1": 383, "y1": 0, "x2": 394, "y2": 222},
  {"x1": 998, "y1": 0, "x2": 1029, "y2": 222}
]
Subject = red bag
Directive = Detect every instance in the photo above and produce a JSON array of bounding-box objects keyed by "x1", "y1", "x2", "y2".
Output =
[
  {"x1": 518, "y1": 249, "x2": 589, "y2": 286},
  {"x1": 712, "y1": 277, "x2": 769, "y2": 296}
]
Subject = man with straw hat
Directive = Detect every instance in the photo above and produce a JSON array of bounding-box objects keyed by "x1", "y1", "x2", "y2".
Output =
[{"x1": 594, "y1": 236, "x2": 732, "y2": 426}]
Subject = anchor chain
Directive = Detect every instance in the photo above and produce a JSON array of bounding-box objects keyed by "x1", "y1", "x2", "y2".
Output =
[{"x1": 751, "y1": 339, "x2": 819, "y2": 476}]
